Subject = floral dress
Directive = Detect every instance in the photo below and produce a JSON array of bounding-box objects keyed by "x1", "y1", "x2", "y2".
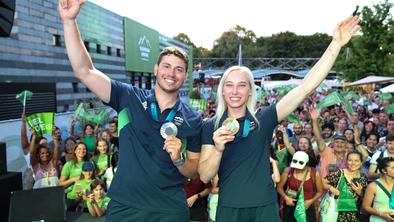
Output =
[{"x1": 325, "y1": 169, "x2": 368, "y2": 222}]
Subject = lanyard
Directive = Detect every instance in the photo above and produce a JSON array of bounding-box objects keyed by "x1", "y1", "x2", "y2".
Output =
[
  {"x1": 242, "y1": 118, "x2": 251, "y2": 138},
  {"x1": 150, "y1": 102, "x2": 176, "y2": 122}
]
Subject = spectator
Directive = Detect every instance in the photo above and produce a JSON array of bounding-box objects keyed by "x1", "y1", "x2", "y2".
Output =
[
  {"x1": 323, "y1": 150, "x2": 368, "y2": 222},
  {"x1": 92, "y1": 139, "x2": 109, "y2": 180},
  {"x1": 184, "y1": 177, "x2": 211, "y2": 222},
  {"x1": 277, "y1": 151, "x2": 323, "y2": 222},
  {"x1": 363, "y1": 157, "x2": 394, "y2": 222},
  {"x1": 87, "y1": 179, "x2": 111, "y2": 217},
  {"x1": 104, "y1": 151, "x2": 118, "y2": 190},
  {"x1": 59, "y1": 142, "x2": 89, "y2": 188},
  {"x1": 70, "y1": 119, "x2": 97, "y2": 155},
  {"x1": 368, "y1": 134, "x2": 394, "y2": 180},
  {"x1": 207, "y1": 175, "x2": 219, "y2": 222},
  {"x1": 66, "y1": 161, "x2": 95, "y2": 211}
]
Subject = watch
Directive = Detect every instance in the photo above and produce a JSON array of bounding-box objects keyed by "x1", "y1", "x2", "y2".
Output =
[{"x1": 173, "y1": 153, "x2": 185, "y2": 167}]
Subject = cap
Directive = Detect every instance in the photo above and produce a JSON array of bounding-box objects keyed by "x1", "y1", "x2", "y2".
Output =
[
  {"x1": 333, "y1": 134, "x2": 347, "y2": 141},
  {"x1": 82, "y1": 161, "x2": 94, "y2": 171},
  {"x1": 290, "y1": 151, "x2": 309, "y2": 169}
]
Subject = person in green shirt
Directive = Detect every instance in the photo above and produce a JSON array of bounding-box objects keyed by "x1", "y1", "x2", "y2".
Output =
[
  {"x1": 92, "y1": 139, "x2": 109, "y2": 180},
  {"x1": 87, "y1": 179, "x2": 111, "y2": 217},
  {"x1": 59, "y1": 142, "x2": 89, "y2": 188},
  {"x1": 66, "y1": 161, "x2": 95, "y2": 211}
]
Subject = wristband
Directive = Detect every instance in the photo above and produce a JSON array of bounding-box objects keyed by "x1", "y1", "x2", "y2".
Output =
[{"x1": 173, "y1": 158, "x2": 185, "y2": 167}]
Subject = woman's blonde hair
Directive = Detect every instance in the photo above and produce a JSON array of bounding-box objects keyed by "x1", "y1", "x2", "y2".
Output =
[{"x1": 214, "y1": 66, "x2": 259, "y2": 129}]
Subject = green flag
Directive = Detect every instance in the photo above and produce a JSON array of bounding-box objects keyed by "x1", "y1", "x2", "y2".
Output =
[
  {"x1": 294, "y1": 187, "x2": 307, "y2": 222},
  {"x1": 338, "y1": 93, "x2": 354, "y2": 114},
  {"x1": 317, "y1": 91, "x2": 342, "y2": 109},
  {"x1": 189, "y1": 99, "x2": 208, "y2": 111},
  {"x1": 285, "y1": 114, "x2": 300, "y2": 124},
  {"x1": 345, "y1": 92, "x2": 360, "y2": 101},
  {"x1": 387, "y1": 104, "x2": 394, "y2": 115},
  {"x1": 381, "y1": 93, "x2": 393, "y2": 101},
  {"x1": 16, "y1": 90, "x2": 33, "y2": 104},
  {"x1": 26, "y1": 112, "x2": 55, "y2": 136},
  {"x1": 337, "y1": 174, "x2": 358, "y2": 211},
  {"x1": 74, "y1": 103, "x2": 86, "y2": 120},
  {"x1": 93, "y1": 110, "x2": 106, "y2": 126}
]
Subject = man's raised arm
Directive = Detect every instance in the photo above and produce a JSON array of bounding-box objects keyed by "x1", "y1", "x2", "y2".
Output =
[{"x1": 59, "y1": 0, "x2": 111, "y2": 103}]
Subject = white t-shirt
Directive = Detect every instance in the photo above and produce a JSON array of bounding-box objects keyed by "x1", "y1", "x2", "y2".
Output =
[
  {"x1": 104, "y1": 167, "x2": 117, "y2": 190},
  {"x1": 370, "y1": 150, "x2": 394, "y2": 165}
]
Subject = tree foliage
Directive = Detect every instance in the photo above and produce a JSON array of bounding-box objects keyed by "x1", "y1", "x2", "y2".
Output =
[
  {"x1": 173, "y1": 33, "x2": 211, "y2": 58},
  {"x1": 337, "y1": 0, "x2": 394, "y2": 81}
]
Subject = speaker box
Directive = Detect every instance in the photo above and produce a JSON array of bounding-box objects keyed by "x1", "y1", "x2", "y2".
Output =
[
  {"x1": 0, "y1": 172, "x2": 22, "y2": 222},
  {"x1": 8, "y1": 186, "x2": 66, "y2": 222},
  {"x1": 0, "y1": 0, "x2": 15, "y2": 37},
  {"x1": 0, "y1": 142, "x2": 6, "y2": 175}
]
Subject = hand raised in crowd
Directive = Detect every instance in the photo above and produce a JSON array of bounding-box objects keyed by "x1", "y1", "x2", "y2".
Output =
[
  {"x1": 58, "y1": 0, "x2": 85, "y2": 21},
  {"x1": 70, "y1": 118, "x2": 75, "y2": 127},
  {"x1": 212, "y1": 126, "x2": 235, "y2": 152},
  {"x1": 284, "y1": 195, "x2": 296, "y2": 207},
  {"x1": 309, "y1": 106, "x2": 319, "y2": 121},
  {"x1": 332, "y1": 16, "x2": 360, "y2": 47},
  {"x1": 94, "y1": 124, "x2": 99, "y2": 135},
  {"x1": 86, "y1": 193, "x2": 95, "y2": 204},
  {"x1": 22, "y1": 111, "x2": 26, "y2": 122},
  {"x1": 163, "y1": 136, "x2": 182, "y2": 162}
]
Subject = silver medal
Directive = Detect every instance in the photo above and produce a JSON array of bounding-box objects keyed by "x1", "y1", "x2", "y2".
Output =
[{"x1": 160, "y1": 122, "x2": 178, "y2": 139}]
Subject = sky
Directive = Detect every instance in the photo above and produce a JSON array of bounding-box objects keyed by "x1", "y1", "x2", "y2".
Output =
[{"x1": 89, "y1": 0, "x2": 387, "y2": 49}]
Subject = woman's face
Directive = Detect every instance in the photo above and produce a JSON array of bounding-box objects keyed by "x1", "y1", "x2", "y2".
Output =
[
  {"x1": 347, "y1": 153, "x2": 362, "y2": 172},
  {"x1": 65, "y1": 140, "x2": 75, "y2": 154},
  {"x1": 365, "y1": 122, "x2": 373, "y2": 132},
  {"x1": 383, "y1": 161, "x2": 394, "y2": 178},
  {"x1": 222, "y1": 70, "x2": 251, "y2": 111},
  {"x1": 85, "y1": 125, "x2": 93, "y2": 135},
  {"x1": 74, "y1": 144, "x2": 87, "y2": 160},
  {"x1": 345, "y1": 130, "x2": 354, "y2": 141},
  {"x1": 39, "y1": 147, "x2": 51, "y2": 163},
  {"x1": 298, "y1": 138, "x2": 310, "y2": 151},
  {"x1": 97, "y1": 141, "x2": 108, "y2": 154},
  {"x1": 101, "y1": 131, "x2": 111, "y2": 142}
]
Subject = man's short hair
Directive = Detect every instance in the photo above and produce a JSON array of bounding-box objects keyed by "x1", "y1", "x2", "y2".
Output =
[
  {"x1": 157, "y1": 46, "x2": 189, "y2": 71},
  {"x1": 386, "y1": 133, "x2": 394, "y2": 142},
  {"x1": 109, "y1": 119, "x2": 118, "y2": 127}
]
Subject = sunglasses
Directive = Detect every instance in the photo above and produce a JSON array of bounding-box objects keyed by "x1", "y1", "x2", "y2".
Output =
[{"x1": 292, "y1": 159, "x2": 305, "y2": 165}]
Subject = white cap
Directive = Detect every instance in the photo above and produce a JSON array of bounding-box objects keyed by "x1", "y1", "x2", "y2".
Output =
[{"x1": 290, "y1": 151, "x2": 309, "y2": 169}]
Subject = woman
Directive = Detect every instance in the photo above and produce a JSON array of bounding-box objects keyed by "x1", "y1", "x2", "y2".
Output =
[
  {"x1": 29, "y1": 129, "x2": 60, "y2": 189},
  {"x1": 92, "y1": 139, "x2": 109, "y2": 180},
  {"x1": 282, "y1": 127, "x2": 319, "y2": 168},
  {"x1": 363, "y1": 157, "x2": 394, "y2": 222},
  {"x1": 361, "y1": 120, "x2": 377, "y2": 143},
  {"x1": 198, "y1": 16, "x2": 359, "y2": 222},
  {"x1": 323, "y1": 150, "x2": 368, "y2": 222},
  {"x1": 70, "y1": 119, "x2": 97, "y2": 154},
  {"x1": 59, "y1": 142, "x2": 89, "y2": 188},
  {"x1": 277, "y1": 151, "x2": 323, "y2": 222}
]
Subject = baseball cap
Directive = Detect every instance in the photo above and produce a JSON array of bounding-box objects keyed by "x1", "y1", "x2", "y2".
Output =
[
  {"x1": 82, "y1": 161, "x2": 94, "y2": 171},
  {"x1": 290, "y1": 151, "x2": 309, "y2": 170},
  {"x1": 333, "y1": 134, "x2": 347, "y2": 141}
]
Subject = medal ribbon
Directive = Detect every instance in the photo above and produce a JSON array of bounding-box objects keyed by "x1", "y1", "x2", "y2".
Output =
[{"x1": 150, "y1": 102, "x2": 176, "y2": 122}]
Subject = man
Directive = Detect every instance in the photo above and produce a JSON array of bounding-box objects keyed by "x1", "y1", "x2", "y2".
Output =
[
  {"x1": 59, "y1": 1, "x2": 202, "y2": 221},
  {"x1": 289, "y1": 123, "x2": 303, "y2": 145},
  {"x1": 108, "y1": 119, "x2": 119, "y2": 151},
  {"x1": 198, "y1": 16, "x2": 360, "y2": 221},
  {"x1": 368, "y1": 134, "x2": 394, "y2": 180}
]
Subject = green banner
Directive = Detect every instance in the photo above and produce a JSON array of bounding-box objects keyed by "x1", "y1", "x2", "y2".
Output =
[
  {"x1": 124, "y1": 17, "x2": 160, "y2": 73},
  {"x1": 317, "y1": 91, "x2": 342, "y2": 109},
  {"x1": 285, "y1": 114, "x2": 300, "y2": 124},
  {"x1": 337, "y1": 175, "x2": 357, "y2": 211},
  {"x1": 294, "y1": 187, "x2": 306, "y2": 222},
  {"x1": 26, "y1": 112, "x2": 54, "y2": 136},
  {"x1": 189, "y1": 99, "x2": 207, "y2": 111}
]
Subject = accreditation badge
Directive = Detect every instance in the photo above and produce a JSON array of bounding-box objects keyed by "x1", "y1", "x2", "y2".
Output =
[
  {"x1": 222, "y1": 117, "x2": 240, "y2": 136},
  {"x1": 160, "y1": 122, "x2": 178, "y2": 139}
]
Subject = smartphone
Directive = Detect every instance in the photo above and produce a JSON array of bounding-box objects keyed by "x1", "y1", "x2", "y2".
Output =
[{"x1": 352, "y1": 5, "x2": 360, "y2": 16}]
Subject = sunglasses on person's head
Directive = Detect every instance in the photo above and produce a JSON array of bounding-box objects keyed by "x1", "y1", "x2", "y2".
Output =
[{"x1": 292, "y1": 159, "x2": 305, "y2": 165}]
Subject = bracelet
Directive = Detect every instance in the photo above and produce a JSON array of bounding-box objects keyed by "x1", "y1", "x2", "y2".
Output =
[{"x1": 173, "y1": 158, "x2": 185, "y2": 167}]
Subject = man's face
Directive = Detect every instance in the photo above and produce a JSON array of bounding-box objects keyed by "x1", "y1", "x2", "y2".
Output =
[
  {"x1": 322, "y1": 127, "x2": 333, "y2": 139},
  {"x1": 333, "y1": 139, "x2": 346, "y2": 154},
  {"x1": 366, "y1": 135, "x2": 378, "y2": 150},
  {"x1": 388, "y1": 121, "x2": 394, "y2": 133},
  {"x1": 293, "y1": 124, "x2": 303, "y2": 136},
  {"x1": 154, "y1": 54, "x2": 187, "y2": 94},
  {"x1": 379, "y1": 113, "x2": 388, "y2": 124},
  {"x1": 338, "y1": 119, "x2": 347, "y2": 131},
  {"x1": 109, "y1": 123, "x2": 117, "y2": 134}
]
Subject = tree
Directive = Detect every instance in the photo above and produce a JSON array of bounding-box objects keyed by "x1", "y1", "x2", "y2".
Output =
[
  {"x1": 336, "y1": 0, "x2": 394, "y2": 81},
  {"x1": 173, "y1": 33, "x2": 211, "y2": 58}
]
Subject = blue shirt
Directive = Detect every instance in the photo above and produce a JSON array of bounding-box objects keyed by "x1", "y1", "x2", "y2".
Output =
[
  {"x1": 202, "y1": 105, "x2": 278, "y2": 207},
  {"x1": 105, "y1": 80, "x2": 202, "y2": 213}
]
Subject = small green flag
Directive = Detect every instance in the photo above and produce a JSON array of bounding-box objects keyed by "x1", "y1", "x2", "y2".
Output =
[
  {"x1": 74, "y1": 103, "x2": 86, "y2": 120},
  {"x1": 381, "y1": 93, "x2": 393, "y2": 101},
  {"x1": 338, "y1": 93, "x2": 354, "y2": 114},
  {"x1": 294, "y1": 187, "x2": 307, "y2": 222},
  {"x1": 285, "y1": 114, "x2": 300, "y2": 124},
  {"x1": 26, "y1": 112, "x2": 55, "y2": 136},
  {"x1": 16, "y1": 90, "x2": 33, "y2": 104},
  {"x1": 317, "y1": 91, "x2": 342, "y2": 109},
  {"x1": 337, "y1": 174, "x2": 358, "y2": 211},
  {"x1": 387, "y1": 104, "x2": 394, "y2": 115},
  {"x1": 93, "y1": 111, "x2": 106, "y2": 126}
]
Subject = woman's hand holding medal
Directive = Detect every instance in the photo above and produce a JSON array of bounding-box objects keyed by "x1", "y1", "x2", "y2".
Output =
[{"x1": 213, "y1": 117, "x2": 238, "y2": 152}]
